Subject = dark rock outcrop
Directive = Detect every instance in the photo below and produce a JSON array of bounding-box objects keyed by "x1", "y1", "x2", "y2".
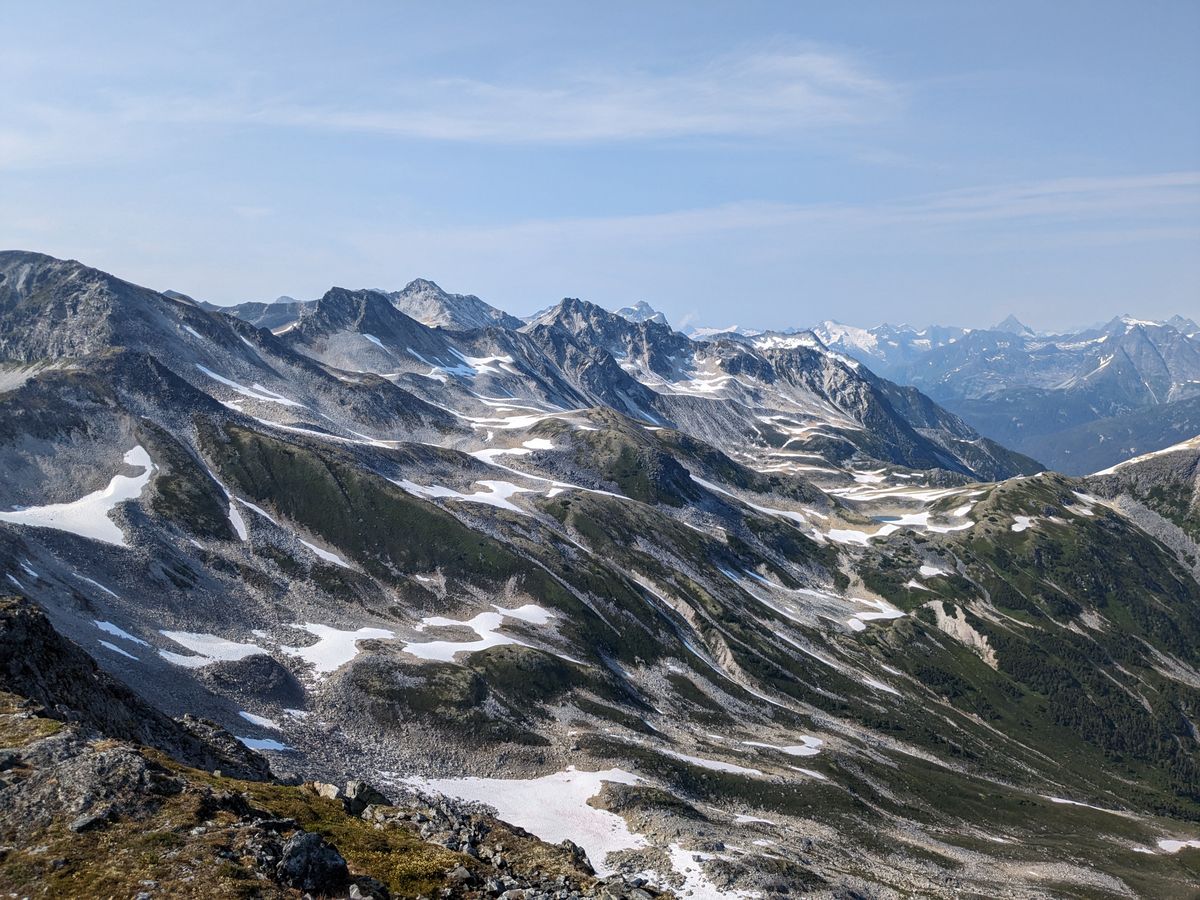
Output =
[
  {"x1": 0, "y1": 595, "x2": 270, "y2": 780},
  {"x1": 276, "y1": 830, "x2": 350, "y2": 893}
]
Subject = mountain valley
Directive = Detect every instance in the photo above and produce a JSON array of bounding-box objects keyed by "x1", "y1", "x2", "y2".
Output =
[{"x1": 1, "y1": 251, "x2": 1200, "y2": 898}]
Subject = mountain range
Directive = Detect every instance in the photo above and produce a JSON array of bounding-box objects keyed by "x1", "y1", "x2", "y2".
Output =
[
  {"x1": 2, "y1": 250, "x2": 1200, "y2": 897},
  {"x1": 808, "y1": 314, "x2": 1200, "y2": 475}
]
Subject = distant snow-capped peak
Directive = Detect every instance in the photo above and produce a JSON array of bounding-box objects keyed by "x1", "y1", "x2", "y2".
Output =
[
  {"x1": 688, "y1": 324, "x2": 760, "y2": 340},
  {"x1": 750, "y1": 331, "x2": 826, "y2": 351},
  {"x1": 812, "y1": 321, "x2": 880, "y2": 354},
  {"x1": 613, "y1": 300, "x2": 669, "y2": 326}
]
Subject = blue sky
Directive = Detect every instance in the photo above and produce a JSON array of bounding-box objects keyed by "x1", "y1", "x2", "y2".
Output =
[{"x1": 2, "y1": 1, "x2": 1197, "y2": 331}]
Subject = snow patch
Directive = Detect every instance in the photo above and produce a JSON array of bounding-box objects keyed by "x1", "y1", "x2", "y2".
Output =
[
  {"x1": 298, "y1": 539, "x2": 353, "y2": 569},
  {"x1": 733, "y1": 814, "x2": 776, "y2": 825},
  {"x1": 789, "y1": 766, "x2": 827, "y2": 780},
  {"x1": 98, "y1": 640, "x2": 139, "y2": 660},
  {"x1": 660, "y1": 749, "x2": 763, "y2": 777},
  {"x1": 401, "y1": 767, "x2": 643, "y2": 877},
  {"x1": 196, "y1": 365, "x2": 304, "y2": 407},
  {"x1": 742, "y1": 737, "x2": 823, "y2": 758},
  {"x1": 825, "y1": 524, "x2": 900, "y2": 545},
  {"x1": 159, "y1": 631, "x2": 267, "y2": 669},
  {"x1": 394, "y1": 478, "x2": 531, "y2": 514},
  {"x1": 1043, "y1": 796, "x2": 1125, "y2": 814},
  {"x1": 0, "y1": 446, "x2": 156, "y2": 547},
  {"x1": 847, "y1": 597, "x2": 905, "y2": 631},
  {"x1": 238, "y1": 711, "x2": 281, "y2": 730},
  {"x1": 667, "y1": 843, "x2": 759, "y2": 900},
  {"x1": 403, "y1": 605, "x2": 555, "y2": 662},
  {"x1": 281, "y1": 623, "x2": 396, "y2": 675},
  {"x1": 862, "y1": 676, "x2": 901, "y2": 696},
  {"x1": 236, "y1": 737, "x2": 293, "y2": 751},
  {"x1": 74, "y1": 574, "x2": 119, "y2": 597},
  {"x1": 1157, "y1": 838, "x2": 1200, "y2": 854},
  {"x1": 94, "y1": 620, "x2": 149, "y2": 647}
]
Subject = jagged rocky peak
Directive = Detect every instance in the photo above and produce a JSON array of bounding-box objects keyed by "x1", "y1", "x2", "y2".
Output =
[
  {"x1": 292, "y1": 285, "x2": 433, "y2": 345},
  {"x1": 534, "y1": 296, "x2": 675, "y2": 337},
  {"x1": 811, "y1": 320, "x2": 878, "y2": 352},
  {"x1": 202, "y1": 294, "x2": 313, "y2": 331},
  {"x1": 528, "y1": 297, "x2": 686, "y2": 363},
  {"x1": 749, "y1": 329, "x2": 828, "y2": 352},
  {"x1": 304, "y1": 285, "x2": 397, "y2": 323},
  {"x1": 613, "y1": 300, "x2": 669, "y2": 326},
  {"x1": 1103, "y1": 313, "x2": 1166, "y2": 334},
  {"x1": 530, "y1": 296, "x2": 608, "y2": 328},
  {"x1": 1167, "y1": 314, "x2": 1200, "y2": 335},
  {"x1": 0, "y1": 249, "x2": 96, "y2": 310},
  {"x1": 0, "y1": 248, "x2": 85, "y2": 285},
  {"x1": 389, "y1": 277, "x2": 523, "y2": 331},
  {"x1": 992, "y1": 313, "x2": 1035, "y2": 336}
]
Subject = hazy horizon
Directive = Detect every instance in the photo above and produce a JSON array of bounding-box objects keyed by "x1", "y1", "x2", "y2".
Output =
[
  {"x1": 2, "y1": 1, "x2": 1197, "y2": 331},
  {"x1": 150, "y1": 267, "x2": 1181, "y2": 337}
]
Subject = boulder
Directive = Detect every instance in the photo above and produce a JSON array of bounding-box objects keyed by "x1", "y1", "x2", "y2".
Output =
[
  {"x1": 344, "y1": 779, "x2": 391, "y2": 815},
  {"x1": 350, "y1": 875, "x2": 391, "y2": 899},
  {"x1": 275, "y1": 831, "x2": 349, "y2": 893},
  {"x1": 312, "y1": 781, "x2": 344, "y2": 802}
]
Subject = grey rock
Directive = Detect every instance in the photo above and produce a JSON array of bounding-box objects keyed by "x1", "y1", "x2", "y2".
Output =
[
  {"x1": 275, "y1": 831, "x2": 349, "y2": 893},
  {"x1": 344, "y1": 778, "x2": 391, "y2": 816},
  {"x1": 68, "y1": 806, "x2": 114, "y2": 833},
  {"x1": 313, "y1": 781, "x2": 344, "y2": 802},
  {"x1": 350, "y1": 874, "x2": 392, "y2": 899}
]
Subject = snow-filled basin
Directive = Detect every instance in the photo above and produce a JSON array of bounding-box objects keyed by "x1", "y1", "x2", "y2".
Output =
[{"x1": 402, "y1": 767, "x2": 642, "y2": 876}]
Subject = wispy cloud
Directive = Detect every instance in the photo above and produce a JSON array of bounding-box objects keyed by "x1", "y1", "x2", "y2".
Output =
[
  {"x1": 0, "y1": 45, "x2": 900, "y2": 167},
  {"x1": 252, "y1": 48, "x2": 900, "y2": 142}
]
